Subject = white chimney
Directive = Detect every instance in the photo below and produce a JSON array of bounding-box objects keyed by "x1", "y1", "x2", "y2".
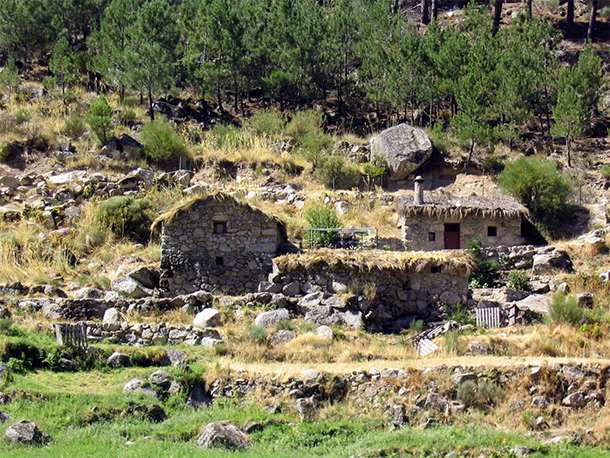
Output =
[{"x1": 414, "y1": 176, "x2": 424, "y2": 205}]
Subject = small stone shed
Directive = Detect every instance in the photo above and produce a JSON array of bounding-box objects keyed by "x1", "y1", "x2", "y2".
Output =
[
  {"x1": 398, "y1": 177, "x2": 529, "y2": 251},
  {"x1": 154, "y1": 192, "x2": 287, "y2": 295},
  {"x1": 272, "y1": 248, "x2": 474, "y2": 331}
]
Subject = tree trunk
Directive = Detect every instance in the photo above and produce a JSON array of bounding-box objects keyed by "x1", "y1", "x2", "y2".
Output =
[
  {"x1": 566, "y1": 137, "x2": 572, "y2": 167},
  {"x1": 148, "y1": 88, "x2": 155, "y2": 121},
  {"x1": 421, "y1": 0, "x2": 430, "y2": 25},
  {"x1": 492, "y1": 0, "x2": 503, "y2": 36},
  {"x1": 588, "y1": 0, "x2": 598, "y2": 40},
  {"x1": 526, "y1": 0, "x2": 532, "y2": 19},
  {"x1": 393, "y1": 0, "x2": 400, "y2": 15},
  {"x1": 567, "y1": 0, "x2": 574, "y2": 29},
  {"x1": 432, "y1": 0, "x2": 438, "y2": 21}
]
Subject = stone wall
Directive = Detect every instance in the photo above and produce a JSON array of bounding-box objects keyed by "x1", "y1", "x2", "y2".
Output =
[
  {"x1": 270, "y1": 258, "x2": 469, "y2": 332},
  {"x1": 400, "y1": 215, "x2": 525, "y2": 251},
  {"x1": 160, "y1": 197, "x2": 285, "y2": 295}
]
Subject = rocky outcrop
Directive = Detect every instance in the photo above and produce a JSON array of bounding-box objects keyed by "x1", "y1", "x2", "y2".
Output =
[
  {"x1": 197, "y1": 421, "x2": 248, "y2": 450},
  {"x1": 369, "y1": 124, "x2": 433, "y2": 180},
  {"x1": 5, "y1": 420, "x2": 51, "y2": 445}
]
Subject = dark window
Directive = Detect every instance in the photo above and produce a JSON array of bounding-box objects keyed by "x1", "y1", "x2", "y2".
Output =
[
  {"x1": 431, "y1": 265, "x2": 442, "y2": 273},
  {"x1": 215, "y1": 256, "x2": 224, "y2": 266},
  {"x1": 487, "y1": 226, "x2": 497, "y2": 237},
  {"x1": 213, "y1": 221, "x2": 227, "y2": 234},
  {"x1": 429, "y1": 232, "x2": 436, "y2": 242}
]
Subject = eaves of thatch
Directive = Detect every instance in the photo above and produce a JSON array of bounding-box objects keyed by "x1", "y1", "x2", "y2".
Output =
[
  {"x1": 273, "y1": 248, "x2": 475, "y2": 276},
  {"x1": 397, "y1": 193, "x2": 529, "y2": 220},
  {"x1": 151, "y1": 191, "x2": 287, "y2": 236}
]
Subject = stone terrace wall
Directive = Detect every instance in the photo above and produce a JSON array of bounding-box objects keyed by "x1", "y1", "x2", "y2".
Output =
[
  {"x1": 160, "y1": 198, "x2": 283, "y2": 295},
  {"x1": 401, "y1": 215, "x2": 525, "y2": 251},
  {"x1": 270, "y1": 260, "x2": 469, "y2": 331}
]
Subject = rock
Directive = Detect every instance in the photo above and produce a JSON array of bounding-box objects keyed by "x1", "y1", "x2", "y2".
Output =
[
  {"x1": 254, "y1": 308, "x2": 290, "y2": 327},
  {"x1": 72, "y1": 287, "x2": 104, "y2": 300},
  {"x1": 193, "y1": 308, "x2": 221, "y2": 328},
  {"x1": 165, "y1": 349, "x2": 186, "y2": 367},
  {"x1": 103, "y1": 307, "x2": 121, "y2": 325},
  {"x1": 270, "y1": 330, "x2": 296, "y2": 345},
  {"x1": 299, "y1": 291, "x2": 324, "y2": 308},
  {"x1": 424, "y1": 393, "x2": 449, "y2": 415},
  {"x1": 258, "y1": 281, "x2": 283, "y2": 294},
  {"x1": 369, "y1": 123, "x2": 433, "y2": 180},
  {"x1": 187, "y1": 382, "x2": 212, "y2": 408},
  {"x1": 451, "y1": 372, "x2": 477, "y2": 387},
  {"x1": 315, "y1": 325, "x2": 334, "y2": 339},
  {"x1": 0, "y1": 175, "x2": 20, "y2": 189},
  {"x1": 466, "y1": 342, "x2": 492, "y2": 356},
  {"x1": 5, "y1": 420, "x2": 51, "y2": 445},
  {"x1": 120, "y1": 134, "x2": 143, "y2": 157},
  {"x1": 296, "y1": 397, "x2": 318, "y2": 422},
  {"x1": 301, "y1": 369, "x2": 322, "y2": 382},
  {"x1": 47, "y1": 171, "x2": 85, "y2": 187},
  {"x1": 513, "y1": 294, "x2": 550, "y2": 314},
  {"x1": 561, "y1": 365, "x2": 584, "y2": 381},
  {"x1": 112, "y1": 276, "x2": 154, "y2": 299},
  {"x1": 149, "y1": 369, "x2": 171, "y2": 387},
  {"x1": 532, "y1": 247, "x2": 572, "y2": 274},
  {"x1": 127, "y1": 266, "x2": 159, "y2": 289},
  {"x1": 197, "y1": 421, "x2": 248, "y2": 449},
  {"x1": 577, "y1": 293, "x2": 594, "y2": 308},
  {"x1": 562, "y1": 391, "x2": 587, "y2": 407},
  {"x1": 340, "y1": 310, "x2": 364, "y2": 330},
  {"x1": 123, "y1": 378, "x2": 156, "y2": 397},
  {"x1": 107, "y1": 352, "x2": 131, "y2": 368},
  {"x1": 0, "y1": 411, "x2": 12, "y2": 423},
  {"x1": 282, "y1": 281, "x2": 301, "y2": 297},
  {"x1": 439, "y1": 291, "x2": 461, "y2": 306},
  {"x1": 531, "y1": 395, "x2": 551, "y2": 407},
  {"x1": 144, "y1": 404, "x2": 166, "y2": 422},
  {"x1": 200, "y1": 337, "x2": 224, "y2": 348}
]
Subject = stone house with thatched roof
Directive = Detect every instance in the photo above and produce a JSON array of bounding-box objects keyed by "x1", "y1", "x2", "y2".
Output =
[
  {"x1": 153, "y1": 192, "x2": 287, "y2": 295},
  {"x1": 398, "y1": 177, "x2": 529, "y2": 251}
]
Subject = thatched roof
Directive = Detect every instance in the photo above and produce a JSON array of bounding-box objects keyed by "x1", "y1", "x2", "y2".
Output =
[
  {"x1": 273, "y1": 248, "x2": 475, "y2": 276},
  {"x1": 398, "y1": 192, "x2": 529, "y2": 220},
  {"x1": 151, "y1": 191, "x2": 286, "y2": 234}
]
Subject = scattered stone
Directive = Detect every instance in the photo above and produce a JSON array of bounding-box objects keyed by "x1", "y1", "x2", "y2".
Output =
[
  {"x1": 424, "y1": 393, "x2": 449, "y2": 415},
  {"x1": 270, "y1": 330, "x2": 296, "y2": 345},
  {"x1": 193, "y1": 308, "x2": 221, "y2": 328},
  {"x1": 466, "y1": 342, "x2": 492, "y2": 356},
  {"x1": 314, "y1": 325, "x2": 334, "y2": 339},
  {"x1": 103, "y1": 307, "x2": 121, "y2": 325},
  {"x1": 187, "y1": 382, "x2": 212, "y2": 409},
  {"x1": 165, "y1": 349, "x2": 186, "y2": 367},
  {"x1": 72, "y1": 287, "x2": 104, "y2": 300},
  {"x1": 531, "y1": 395, "x2": 551, "y2": 408},
  {"x1": 200, "y1": 337, "x2": 224, "y2": 348},
  {"x1": 127, "y1": 266, "x2": 159, "y2": 289},
  {"x1": 562, "y1": 391, "x2": 587, "y2": 408},
  {"x1": 107, "y1": 352, "x2": 131, "y2": 368},
  {"x1": 296, "y1": 397, "x2": 318, "y2": 422},
  {"x1": 5, "y1": 420, "x2": 51, "y2": 445},
  {"x1": 123, "y1": 378, "x2": 156, "y2": 397},
  {"x1": 0, "y1": 411, "x2": 12, "y2": 423},
  {"x1": 254, "y1": 308, "x2": 290, "y2": 327},
  {"x1": 197, "y1": 421, "x2": 248, "y2": 449},
  {"x1": 532, "y1": 247, "x2": 572, "y2": 274},
  {"x1": 112, "y1": 276, "x2": 154, "y2": 299},
  {"x1": 576, "y1": 292, "x2": 594, "y2": 308},
  {"x1": 149, "y1": 370, "x2": 171, "y2": 387}
]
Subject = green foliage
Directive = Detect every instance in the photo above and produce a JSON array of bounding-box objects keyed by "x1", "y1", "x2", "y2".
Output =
[
  {"x1": 248, "y1": 325, "x2": 268, "y2": 343},
  {"x1": 448, "y1": 303, "x2": 475, "y2": 326},
  {"x1": 548, "y1": 292, "x2": 585, "y2": 326},
  {"x1": 602, "y1": 165, "x2": 610, "y2": 179},
  {"x1": 97, "y1": 196, "x2": 156, "y2": 243},
  {"x1": 62, "y1": 114, "x2": 87, "y2": 139},
  {"x1": 49, "y1": 35, "x2": 75, "y2": 92},
  {"x1": 246, "y1": 109, "x2": 287, "y2": 137},
  {"x1": 210, "y1": 123, "x2": 250, "y2": 150},
  {"x1": 0, "y1": 317, "x2": 13, "y2": 334},
  {"x1": 0, "y1": 56, "x2": 19, "y2": 93},
  {"x1": 458, "y1": 379, "x2": 505, "y2": 408},
  {"x1": 315, "y1": 155, "x2": 360, "y2": 190},
  {"x1": 287, "y1": 110, "x2": 333, "y2": 156},
  {"x1": 362, "y1": 155, "x2": 387, "y2": 190},
  {"x1": 140, "y1": 120, "x2": 188, "y2": 163},
  {"x1": 86, "y1": 95, "x2": 113, "y2": 145},
  {"x1": 468, "y1": 237, "x2": 499, "y2": 288},
  {"x1": 498, "y1": 157, "x2": 573, "y2": 236},
  {"x1": 409, "y1": 319, "x2": 424, "y2": 333},
  {"x1": 304, "y1": 203, "x2": 342, "y2": 248},
  {"x1": 507, "y1": 270, "x2": 529, "y2": 291}
]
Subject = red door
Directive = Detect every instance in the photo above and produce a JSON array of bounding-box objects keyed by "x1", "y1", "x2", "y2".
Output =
[{"x1": 444, "y1": 223, "x2": 460, "y2": 249}]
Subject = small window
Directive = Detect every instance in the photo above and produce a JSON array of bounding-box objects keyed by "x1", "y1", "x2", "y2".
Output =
[
  {"x1": 215, "y1": 256, "x2": 224, "y2": 266},
  {"x1": 487, "y1": 226, "x2": 497, "y2": 237},
  {"x1": 431, "y1": 265, "x2": 442, "y2": 273},
  {"x1": 429, "y1": 232, "x2": 436, "y2": 242},
  {"x1": 213, "y1": 221, "x2": 227, "y2": 234}
]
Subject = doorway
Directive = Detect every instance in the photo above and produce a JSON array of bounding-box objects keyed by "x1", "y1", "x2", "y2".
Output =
[{"x1": 444, "y1": 223, "x2": 460, "y2": 249}]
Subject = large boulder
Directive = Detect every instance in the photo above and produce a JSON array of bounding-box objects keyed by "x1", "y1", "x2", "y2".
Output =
[
  {"x1": 369, "y1": 123, "x2": 433, "y2": 180},
  {"x1": 193, "y1": 308, "x2": 221, "y2": 328},
  {"x1": 5, "y1": 420, "x2": 51, "y2": 445},
  {"x1": 197, "y1": 421, "x2": 248, "y2": 449},
  {"x1": 532, "y1": 247, "x2": 572, "y2": 275},
  {"x1": 254, "y1": 308, "x2": 290, "y2": 327},
  {"x1": 112, "y1": 276, "x2": 154, "y2": 299}
]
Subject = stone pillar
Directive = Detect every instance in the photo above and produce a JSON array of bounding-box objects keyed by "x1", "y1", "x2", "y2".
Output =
[{"x1": 414, "y1": 176, "x2": 424, "y2": 205}]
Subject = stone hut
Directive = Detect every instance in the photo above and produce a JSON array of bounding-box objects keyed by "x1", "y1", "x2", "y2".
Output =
[
  {"x1": 397, "y1": 177, "x2": 529, "y2": 251},
  {"x1": 272, "y1": 248, "x2": 475, "y2": 331},
  {"x1": 154, "y1": 192, "x2": 287, "y2": 295}
]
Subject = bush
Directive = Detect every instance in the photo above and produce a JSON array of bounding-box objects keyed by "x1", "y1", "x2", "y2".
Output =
[
  {"x1": 457, "y1": 379, "x2": 504, "y2": 408},
  {"x1": 248, "y1": 325, "x2": 268, "y2": 343},
  {"x1": 468, "y1": 237, "x2": 499, "y2": 287},
  {"x1": 286, "y1": 110, "x2": 333, "y2": 154},
  {"x1": 86, "y1": 95, "x2": 114, "y2": 145},
  {"x1": 498, "y1": 157, "x2": 573, "y2": 236},
  {"x1": 246, "y1": 109, "x2": 287, "y2": 136},
  {"x1": 97, "y1": 196, "x2": 156, "y2": 243},
  {"x1": 507, "y1": 270, "x2": 529, "y2": 291},
  {"x1": 315, "y1": 155, "x2": 361, "y2": 190},
  {"x1": 602, "y1": 164, "x2": 610, "y2": 179},
  {"x1": 141, "y1": 120, "x2": 188, "y2": 163},
  {"x1": 210, "y1": 123, "x2": 250, "y2": 150},
  {"x1": 304, "y1": 203, "x2": 341, "y2": 248},
  {"x1": 62, "y1": 114, "x2": 87, "y2": 139},
  {"x1": 548, "y1": 292, "x2": 585, "y2": 326}
]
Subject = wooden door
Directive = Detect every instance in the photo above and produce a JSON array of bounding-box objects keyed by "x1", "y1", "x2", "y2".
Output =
[{"x1": 444, "y1": 223, "x2": 460, "y2": 249}]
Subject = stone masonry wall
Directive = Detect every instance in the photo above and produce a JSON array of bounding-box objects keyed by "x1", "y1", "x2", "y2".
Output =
[
  {"x1": 401, "y1": 215, "x2": 525, "y2": 251},
  {"x1": 160, "y1": 198, "x2": 283, "y2": 295}
]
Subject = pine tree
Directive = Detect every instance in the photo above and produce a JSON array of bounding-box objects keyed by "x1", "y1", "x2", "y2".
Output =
[{"x1": 49, "y1": 35, "x2": 75, "y2": 93}]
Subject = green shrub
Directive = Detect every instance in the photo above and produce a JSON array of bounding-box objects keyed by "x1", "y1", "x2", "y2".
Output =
[
  {"x1": 275, "y1": 320, "x2": 295, "y2": 331},
  {"x1": 448, "y1": 303, "x2": 475, "y2": 326},
  {"x1": 498, "y1": 157, "x2": 573, "y2": 236},
  {"x1": 481, "y1": 156, "x2": 505, "y2": 174},
  {"x1": 468, "y1": 237, "x2": 499, "y2": 287},
  {"x1": 61, "y1": 113, "x2": 87, "y2": 139},
  {"x1": 97, "y1": 196, "x2": 156, "y2": 243},
  {"x1": 141, "y1": 120, "x2": 188, "y2": 163},
  {"x1": 507, "y1": 270, "x2": 529, "y2": 291},
  {"x1": 458, "y1": 379, "x2": 505, "y2": 408},
  {"x1": 248, "y1": 325, "x2": 268, "y2": 343},
  {"x1": 315, "y1": 155, "x2": 361, "y2": 190},
  {"x1": 548, "y1": 292, "x2": 585, "y2": 326},
  {"x1": 86, "y1": 95, "x2": 113, "y2": 144},
  {"x1": 210, "y1": 123, "x2": 250, "y2": 150},
  {"x1": 304, "y1": 203, "x2": 341, "y2": 248},
  {"x1": 0, "y1": 317, "x2": 13, "y2": 334},
  {"x1": 14, "y1": 109, "x2": 28, "y2": 124},
  {"x1": 246, "y1": 109, "x2": 287, "y2": 136},
  {"x1": 457, "y1": 380, "x2": 478, "y2": 407},
  {"x1": 602, "y1": 164, "x2": 610, "y2": 179},
  {"x1": 286, "y1": 110, "x2": 333, "y2": 154}
]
